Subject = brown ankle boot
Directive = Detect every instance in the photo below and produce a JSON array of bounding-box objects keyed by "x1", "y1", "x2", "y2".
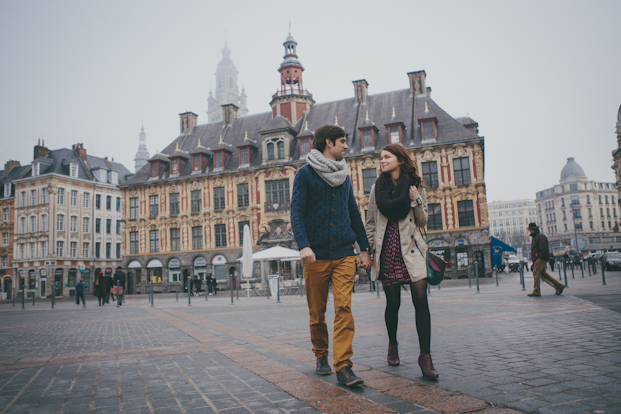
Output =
[
  {"x1": 418, "y1": 353, "x2": 438, "y2": 379},
  {"x1": 387, "y1": 342, "x2": 399, "y2": 366}
]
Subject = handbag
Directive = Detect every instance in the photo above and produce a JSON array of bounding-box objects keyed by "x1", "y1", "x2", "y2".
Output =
[{"x1": 427, "y1": 251, "x2": 447, "y2": 285}]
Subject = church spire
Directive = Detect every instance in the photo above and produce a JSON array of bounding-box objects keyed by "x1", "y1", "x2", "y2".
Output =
[
  {"x1": 207, "y1": 42, "x2": 248, "y2": 122},
  {"x1": 134, "y1": 124, "x2": 150, "y2": 172}
]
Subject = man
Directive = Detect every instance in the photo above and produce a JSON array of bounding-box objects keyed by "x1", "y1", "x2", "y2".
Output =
[
  {"x1": 527, "y1": 223, "x2": 565, "y2": 296},
  {"x1": 291, "y1": 124, "x2": 372, "y2": 387},
  {"x1": 75, "y1": 279, "x2": 85, "y2": 305},
  {"x1": 194, "y1": 275, "x2": 202, "y2": 296},
  {"x1": 113, "y1": 267, "x2": 126, "y2": 305}
]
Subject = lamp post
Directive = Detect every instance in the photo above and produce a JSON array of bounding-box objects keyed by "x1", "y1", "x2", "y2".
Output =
[{"x1": 571, "y1": 205, "x2": 581, "y2": 257}]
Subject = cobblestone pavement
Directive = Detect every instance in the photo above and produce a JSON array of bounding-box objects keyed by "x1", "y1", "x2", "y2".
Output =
[{"x1": 0, "y1": 268, "x2": 619, "y2": 414}]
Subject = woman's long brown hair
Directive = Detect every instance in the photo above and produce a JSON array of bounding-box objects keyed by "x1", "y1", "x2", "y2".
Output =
[{"x1": 380, "y1": 144, "x2": 424, "y2": 187}]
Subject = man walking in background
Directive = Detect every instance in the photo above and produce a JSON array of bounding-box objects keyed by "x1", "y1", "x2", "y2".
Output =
[
  {"x1": 527, "y1": 223, "x2": 565, "y2": 296},
  {"x1": 291, "y1": 124, "x2": 372, "y2": 387}
]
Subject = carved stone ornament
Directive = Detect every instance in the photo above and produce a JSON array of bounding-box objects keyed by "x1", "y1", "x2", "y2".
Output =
[
  {"x1": 129, "y1": 188, "x2": 138, "y2": 196},
  {"x1": 421, "y1": 150, "x2": 435, "y2": 162},
  {"x1": 147, "y1": 186, "x2": 158, "y2": 195}
]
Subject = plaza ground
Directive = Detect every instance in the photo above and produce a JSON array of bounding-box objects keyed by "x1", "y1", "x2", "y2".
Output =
[{"x1": 0, "y1": 268, "x2": 619, "y2": 414}]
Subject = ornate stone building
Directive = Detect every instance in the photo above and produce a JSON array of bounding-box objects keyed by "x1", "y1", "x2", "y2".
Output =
[
  {"x1": 10, "y1": 141, "x2": 131, "y2": 298},
  {"x1": 207, "y1": 44, "x2": 249, "y2": 123},
  {"x1": 536, "y1": 157, "x2": 620, "y2": 253},
  {"x1": 0, "y1": 160, "x2": 29, "y2": 299},
  {"x1": 121, "y1": 33, "x2": 491, "y2": 294}
]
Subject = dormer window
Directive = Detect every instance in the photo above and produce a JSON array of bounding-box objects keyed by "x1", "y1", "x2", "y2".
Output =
[
  {"x1": 299, "y1": 138, "x2": 311, "y2": 157},
  {"x1": 239, "y1": 147, "x2": 250, "y2": 167},
  {"x1": 192, "y1": 155, "x2": 201, "y2": 172},
  {"x1": 170, "y1": 158, "x2": 179, "y2": 175},
  {"x1": 3, "y1": 183, "x2": 10, "y2": 198},
  {"x1": 32, "y1": 163, "x2": 39, "y2": 176},
  {"x1": 150, "y1": 161, "x2": 159, "y2": 178},
  {"x1": 214, "y1": 151, "x2": 224, "y2": 170},
  {"x1": 265, "y1": 137, "x2": 286, "y2": 161},
  {"x1": 389, "y1": 126, "x2": 401, "y2": 144},
  {"x1": 70, "y1": 163, "x2": 78, "y2": 178},
  {"x1": 362, "y1": 129, "x2": 374, "y2": 149},
  {"x1": 267, "y1": 142, "x2": 275, "y2": 160},
  {"x1": 420, "y1": 118, "x2": 437, "y2": 141}
]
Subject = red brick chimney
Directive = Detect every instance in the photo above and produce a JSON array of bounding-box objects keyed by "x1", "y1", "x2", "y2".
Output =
[
  {"x1": 179, "y1": 112, "x2": 198, "y2": 134},
  {"x1": 72, "y1": 143, "x2": 87, "y2": 162},
  {"x1": 221, "y1": 104, "x2": 239, "y2": 127},
  {"x1": 34, "y1": 139, "x2": 50, "y2": 160}
]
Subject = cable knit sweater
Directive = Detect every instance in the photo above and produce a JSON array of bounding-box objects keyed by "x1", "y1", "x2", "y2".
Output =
[{"x1": 291, "y1": 164, "x2": 370, "y2": 260}]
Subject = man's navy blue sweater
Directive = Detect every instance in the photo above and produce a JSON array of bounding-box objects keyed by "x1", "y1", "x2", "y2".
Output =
[{"x1": 290, "y1": 164, "x2": 370, "y2": 260}]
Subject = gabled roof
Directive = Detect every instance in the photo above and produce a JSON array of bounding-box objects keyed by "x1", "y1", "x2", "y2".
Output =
[{"x1": 124, "y1": 85, "x2": 482, "y2": 186}]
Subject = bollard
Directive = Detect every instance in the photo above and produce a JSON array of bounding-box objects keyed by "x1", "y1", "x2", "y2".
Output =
[
  {"x1": 600, "y1": 258, "x2": 607, "y2": 286},
  {"x1": 563, "y1": 262, "x2": 569, "y2": 288},
  {"x1": 276, "y1": 277, "x2": 281, "y2": 304},
  {"x1": 495, "y1": 266, "x2": 499, "y2": 286},
  {"x1": 116, "y1": 280, "x2": 120, "y2": 308},
  {"x1": 205, "y1": 278, "x2": 208, "y2": 302},
  {"x1": 82, "y1": 288, "x2": 86, "y2": 308},
  {"x1": 187, "y1": 281, "x2": 192, "y2": 306},
  {"x1": 51, "y1": 284, "x2": 54, "y2": 309},
  {"x1": 571, "y1": 263, "x2": 575, "y2": 279},
  {"x1": 150, "y1": 281, "x2": 154, "y2": 307},
  {"x1": 519, "y1": 260, "x2": 526, "y2": 291},
  {"x1": 230, "y1": 274, "x2": 234, "y2": 305},
  {"x1": 236, "y1": 276, "x2": 239, "y2": 300},
  {"x1": 593, "y1": 260, "x2": 597, "y2": 275},
  {"x1": 467, "y1": 265, "x2": 472, "y2": 288},
  {"x1": 176, "y1": 281, "x2": 179, "y2": 302},
  {"x1": 581, "y1": 262, "x2": 584, "y2": 278},
  {"x1": 22, "y1": 284, "x2": 25, "y2": 309},
  {"x1": 588, "y1": 260, "x2": 592, "y2": 276},
  {"x1": 12, "y1": 287, "x2": 15, "y2": 306},
  {"x1": 474, "y1": 261, "x2": 480, "y2": 293},
  {"x1": 32, "y1": 289, "x2": 35, "y2": 306},
  {"x1": 557, "y1": 261, "x2": 562, "y2": 281}
]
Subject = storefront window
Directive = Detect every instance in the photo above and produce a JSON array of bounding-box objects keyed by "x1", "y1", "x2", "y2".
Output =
[
  {"x1": 168, "y1": 258, "x2": 181, "y2": 283},
  {"x1": 148, "y1": 268, "x2": 162, "y2": 283},
  {"x1": 68, "y1": 269, "x2": 77, "y2": 288},
  {"x1": 194, "y1": 256, "x2": 207, "y2": 281},
  {"x1": 28, "y1": 270, "x2": 36, "y2": 289},
  {"x1": 456, "y1": 251, "x2": 469, "y2": 267}
]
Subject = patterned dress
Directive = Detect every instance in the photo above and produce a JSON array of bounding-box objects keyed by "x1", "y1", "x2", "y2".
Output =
[{"x1": 379, "y1": 220, "x2": 412, "y2": 286}]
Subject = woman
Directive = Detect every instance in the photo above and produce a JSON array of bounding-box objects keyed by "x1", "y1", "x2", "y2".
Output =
[
  {"x1": 365, "y1": 144, "x2": 438, "y2": 379},
  {"x1": 95, "y1": 271, "x2": 108, "y2": 306}
]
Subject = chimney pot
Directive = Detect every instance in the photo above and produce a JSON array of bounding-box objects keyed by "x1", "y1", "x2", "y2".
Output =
[
  {"x1": 74, "y1": 143, "x2": 87, "y2": 162},
  {"x1": 221, "y1": 104, "x2": 239, "y2": 127},
  {"x1": 34, "y1": 140, "x2": 50, "y2": 160},
  {"x1": 179, "y1": 112, "x2": 198, "y2": 134},
  {"x1": 352, "y1": 79, "x2": 369, "y2": 104},
  {"x1": 425, "y1": 86, "x2": 431, "y2": 97},
  {"x1": 407, "y1": 70, "x2": 427, "y2": 95}
]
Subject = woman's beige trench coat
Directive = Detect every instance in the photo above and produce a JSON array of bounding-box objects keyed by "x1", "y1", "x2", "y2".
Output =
[{"x1": 365, "y1": 185, "x2": 429, "y2": 283}]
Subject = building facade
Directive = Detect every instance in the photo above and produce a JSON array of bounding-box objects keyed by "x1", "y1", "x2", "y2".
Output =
[
  {"x1": 488, "y1": 199, "x2": 537, "y2": 259},
  {"x1": 121, "y1": 32, "x2": 491, "y2": 294},
  {"x1": 612, "y1": 104, "x2": 621, "y2": 204},
  {"x1": 0, "y1": 160, "x2": 30, "y2": 299},
  {"x1": 207, "y1": 44, "x2": 249, "y2": 123},
  {"x1": 11, "y1": 142, "x2": 131, "y2": 298},
  {"x1": 535, "y1": 157, "x2": 620, "y2": 254}
]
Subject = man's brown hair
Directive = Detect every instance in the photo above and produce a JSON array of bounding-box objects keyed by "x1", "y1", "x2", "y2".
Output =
[{"x1": 312, "y1": 124, "x2": 346, "y2": 153}]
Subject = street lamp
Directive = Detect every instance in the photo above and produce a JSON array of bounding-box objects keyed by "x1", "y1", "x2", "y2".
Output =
[{"x1": 571, "y1": 206, "x2": 580, "y2": 252}]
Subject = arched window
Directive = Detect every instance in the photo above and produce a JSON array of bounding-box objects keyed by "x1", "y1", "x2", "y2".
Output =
[
  {"x1": 277, "y1": 141, "x2": 285, "y2": 159},
  {"x1": 267, "y1": 142, "x2": 275, "y2": 160}
]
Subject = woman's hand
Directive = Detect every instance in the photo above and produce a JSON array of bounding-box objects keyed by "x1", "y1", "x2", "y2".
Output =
[{"x1": 409, "y1": 185, "x2": 420, "y2": 200}]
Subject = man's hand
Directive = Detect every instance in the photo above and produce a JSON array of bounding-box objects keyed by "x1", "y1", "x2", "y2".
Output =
[
  {"x1": 357, "y1": 251, "x2": 372, "y2": 270},
  {"x1": 300, "y1": 247, "x2": 316, "y2": 264}
]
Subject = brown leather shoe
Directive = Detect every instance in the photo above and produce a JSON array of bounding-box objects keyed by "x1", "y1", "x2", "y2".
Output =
[
  {"x1": 387, "y1": 342, "x2": 400, "y2": 366},
  {"x1": 418, "y1": 353, "x2": 438, "y2": 379},
  {"x1": 527, "y1": 292, "x2": 541, "y2": 297},
  {"x1": 556, "y1": 285, "x2": 565, "y2": 295}
]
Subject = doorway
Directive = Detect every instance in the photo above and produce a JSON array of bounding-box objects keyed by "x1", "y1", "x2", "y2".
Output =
[
  {"x1": 474, "y1": 251, "x2": 485, "y2": 278},
  {"x1": 54, "y1": 269, "x2": 63, "y2": 296},
  {"x1": 4, "y1": 279, "x2": 11, "y2": 300},
  {"x1": 182, "y1": 269, "x2": 190, "y2": 292},
  {"x1": 40, "y1": 280, "x2": 46, "y2": 298}
]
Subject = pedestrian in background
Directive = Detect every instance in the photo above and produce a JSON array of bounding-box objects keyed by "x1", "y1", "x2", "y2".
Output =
[
  {"x1": 194, "y1": 276, "x2": 202, "y2": 296},
  {"x1": 210, "y1": 274, "x2": 217, "y2": 295},
  {"x1": 113, "y1": 267, "x2": 126, "y2": 305},
  {"x1": 75, "y1": 279, "x2": 85, "y2": 305},
  {"x1": 548, "y1": 255, "x2": 555, "y2": 272},
  {"x1": 528, "y1": 223, "x2": 565, "y2": 296},
  {"x1": 365, "y1": 144, "x2": 438, "y2": 379},
  {"x1": 95, "y1": 272, "x2": 108, "y2": 306},
  {"x1": 105, "y1": 272, "x2": 114, "y2": 303},
  {"x1": 291, "y1": 124, "x2": 371, "y2": 387}
]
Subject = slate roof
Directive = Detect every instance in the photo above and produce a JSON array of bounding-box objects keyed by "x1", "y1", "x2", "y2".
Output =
[
  {"x1": 0, "y1": 165, "x2": 31, "y2": 199},
  {"x1": 19, "y1": 148, "x2": 132, "y2": 184},
  {"x1": 124, "y1": 87, "x2": 482, "y2": 186}
]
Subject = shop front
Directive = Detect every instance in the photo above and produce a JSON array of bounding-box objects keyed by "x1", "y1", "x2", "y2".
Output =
[
  {"x1": 147, "y1": 259, "x2": 163, "y2": 286},
  {"x1": 168, "y1": 258, "x2": 181, "y2": 289},
  {"x1": 213, "y1": 254, "x2": 227, "y2": 289},
  {"x1": 127, "y1": 260, "x2": 142, "y2": 295},
  {"x1": 193, "y1": 256, "x2": 207, "y2": 283}
]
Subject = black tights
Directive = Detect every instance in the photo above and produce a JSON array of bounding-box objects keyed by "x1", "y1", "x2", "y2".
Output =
[{"x1": 383, "y1": 279, "x2": 431, "y2": 354}]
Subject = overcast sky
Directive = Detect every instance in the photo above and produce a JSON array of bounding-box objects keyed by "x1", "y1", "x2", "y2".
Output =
[{"x1": 1, "y1": 0, "x2": 620, "y2": 201}]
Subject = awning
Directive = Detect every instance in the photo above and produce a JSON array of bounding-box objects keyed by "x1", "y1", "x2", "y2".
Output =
[
  {"x1": 490, "y1": 237, "x2": 515, "y2": 268},
  {"x1": 128, "y1": 260, "x2": 142, "y2": 269},
  {"x1": 147, "y1": 259, "x2": 163, "y2": 268}
]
